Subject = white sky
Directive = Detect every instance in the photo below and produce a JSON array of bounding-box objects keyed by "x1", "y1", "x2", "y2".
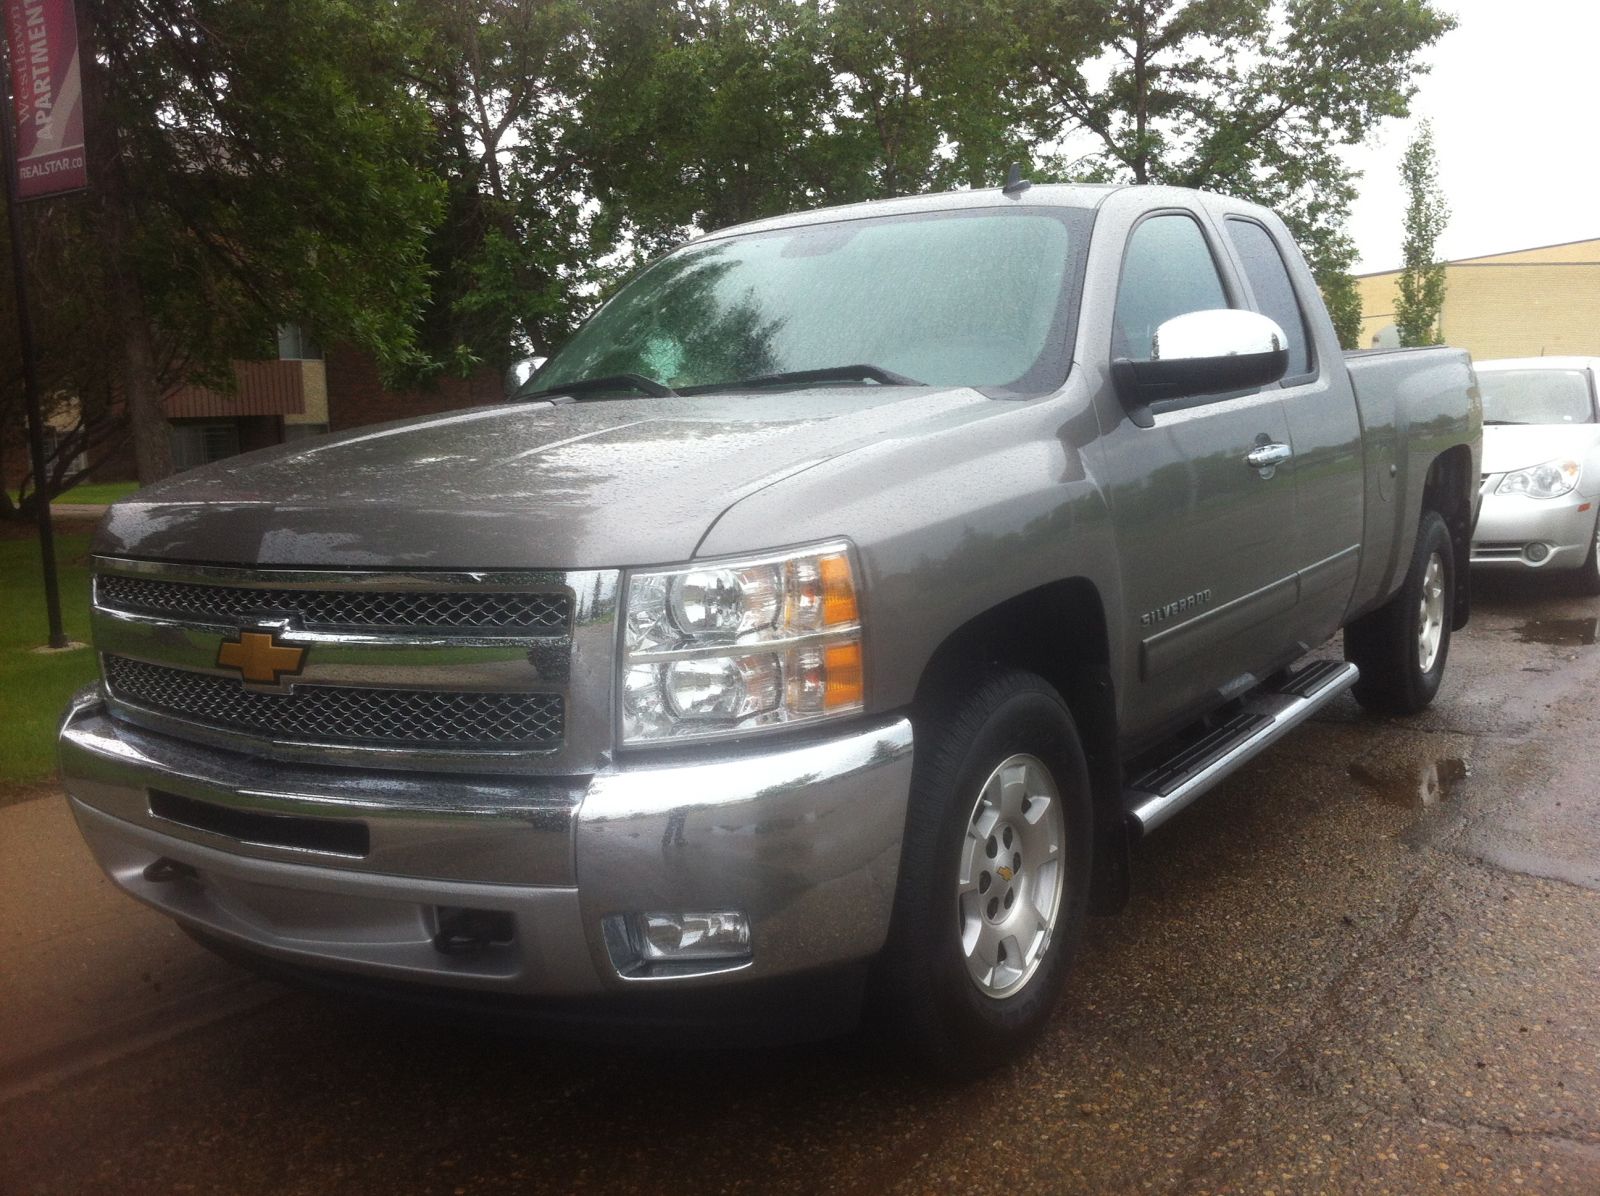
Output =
[{"x1": 1344, "y1": 0, "x2": 1600, "y2": 273}]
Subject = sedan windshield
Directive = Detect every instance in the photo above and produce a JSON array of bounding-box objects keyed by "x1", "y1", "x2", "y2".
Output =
[
  {"x1": 530, "y1": 207, "x2": 1087, "y2": 396},
  {"x1": 1478, "y1": 368, "x2": 1596, "y2": 425}
]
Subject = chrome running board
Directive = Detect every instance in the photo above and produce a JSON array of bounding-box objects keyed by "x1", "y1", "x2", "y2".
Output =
[{"x1": 1126, "y1": 660, "x2": 1359, "y2": 835}]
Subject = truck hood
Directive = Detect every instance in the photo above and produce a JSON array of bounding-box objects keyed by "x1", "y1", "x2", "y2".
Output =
[
  {"x1": 1482, "y1": 423, "x2": 1600, "y2": 475},
  {"x1": 94, "y1": 388, "x2": 991, "y2": 569}
]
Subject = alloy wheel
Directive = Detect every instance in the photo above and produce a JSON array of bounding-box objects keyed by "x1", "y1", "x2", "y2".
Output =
[{"x1": 956, "y1": 753, "x2": 1066, "y2": 999}]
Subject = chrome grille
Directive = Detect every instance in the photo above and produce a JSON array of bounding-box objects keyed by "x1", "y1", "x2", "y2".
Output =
[
  {"x1": 96, "y1": 574, "x2": 569, "y2": 635},
  {"x1": 104, "y1": 655, "x2": 563, "y2": 750}
]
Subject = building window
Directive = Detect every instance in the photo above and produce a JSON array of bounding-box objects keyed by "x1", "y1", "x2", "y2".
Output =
[
  {"x1": 170, "y1": 421, "x2": 242, "y2": 472},
  {"x1": 277, "y1": 324, "x2": 323, "y2": 361}
]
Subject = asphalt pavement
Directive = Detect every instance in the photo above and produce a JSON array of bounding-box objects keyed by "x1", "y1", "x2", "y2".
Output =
[{"x1": 2, "y1": 573, "x2": 1597, "y2": 1194}]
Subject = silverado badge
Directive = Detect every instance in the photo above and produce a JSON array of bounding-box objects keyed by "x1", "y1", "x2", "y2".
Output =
[{"x1": 217, "y1": 629, "x2": 306, "y2": 686}]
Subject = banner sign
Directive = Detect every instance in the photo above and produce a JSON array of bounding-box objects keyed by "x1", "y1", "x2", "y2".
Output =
[{"x1": 5, "y1": 0, "x2": 87, "y2": 199}]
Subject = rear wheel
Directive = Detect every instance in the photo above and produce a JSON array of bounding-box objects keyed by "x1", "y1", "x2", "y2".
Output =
[
  {"x1": 875, "y1": 671, "x2": 1093, "y2": 1072},
  {"x1": 1345, "y1": 509, "x2": 1455, "y2": 715}
]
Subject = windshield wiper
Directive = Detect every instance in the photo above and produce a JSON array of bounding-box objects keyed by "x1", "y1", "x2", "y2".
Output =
[
  {"x1": 1482, "y1": 419, "x2": 1523, "y2": 425},
  {"x1": 516, "y1": 372, "x2": 679, "y2": 402},
  {"x1": 683, "y1": 364, "x2": 924, "y2": 394}
]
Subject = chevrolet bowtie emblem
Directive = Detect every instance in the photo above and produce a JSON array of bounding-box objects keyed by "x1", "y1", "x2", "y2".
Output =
[{"x1": 217, "y1": 629, "x2": 306, "y2": 686}]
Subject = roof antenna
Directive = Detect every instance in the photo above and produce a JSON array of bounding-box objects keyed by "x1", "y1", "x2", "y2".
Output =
[{"x1": 1002, "y1": 162, "x2": 1031, "y2": 195}]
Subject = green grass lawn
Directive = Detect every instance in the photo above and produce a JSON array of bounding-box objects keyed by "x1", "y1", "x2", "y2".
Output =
[
  {"x1": 7, "y1": 479, "x2": 139, "y2": 508},
  {"x1": 51, "y1": 480, "x2": 140, "y2": 506},
  {"x1": 0, "y1": 532, "x2": 98, "y2": 785}
]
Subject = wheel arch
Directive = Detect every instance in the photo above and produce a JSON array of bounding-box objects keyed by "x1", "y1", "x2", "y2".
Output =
[
  {"x1": 1421, "y1": 444, "x2": 1476, "y2": 629},
  {"x1": 909, "y1": 578, "x2": 1129, "y2": 913}
]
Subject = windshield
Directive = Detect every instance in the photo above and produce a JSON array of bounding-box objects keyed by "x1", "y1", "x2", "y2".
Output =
[
  {"x1": 531, "y1": 207, "x2": 1088, "y2": 396},
  {"x1": 1479, "y1": 368, "x2": 1596, "y2": 425}
]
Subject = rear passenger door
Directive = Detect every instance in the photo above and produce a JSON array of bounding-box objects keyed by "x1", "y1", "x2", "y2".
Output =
[
  {"x1": 1095, "y1": 208, "x2": 1302, "y2": 741},
  {"x1": 1217, "y1": 211, "x2": 1365, "y2": 642}
]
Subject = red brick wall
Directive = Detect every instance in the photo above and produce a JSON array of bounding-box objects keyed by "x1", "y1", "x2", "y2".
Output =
[{"x1": 324, "y1": 347, "x2": 504, "y2": 432}]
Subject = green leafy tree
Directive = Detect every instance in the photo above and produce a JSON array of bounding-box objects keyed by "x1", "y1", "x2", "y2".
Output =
[
  {"x1": 1394, "y1": 119, "x2": 1449, "y2": 346},
  {"x1": 1014, "y1": 0, "x2": 1451, "y2": 342},
  {"x1": 824, "y1": 0, "x2": 1037, "y2": 197},
  {"x1": 400, "y1": 0, "x2": 602, "y2": 365},
  {"x1": 1320, "y1": 263, "x2": 1364, "y2": 351},
  {"x1": 76, "y1": 0, "x2": 444, "y2": 482},
  {"x1": 577, "y1": 0, "x2": 1030, "y2": 251},
  {"x1": 578, "y1": 0, "x2": 843, "y2": 246}
]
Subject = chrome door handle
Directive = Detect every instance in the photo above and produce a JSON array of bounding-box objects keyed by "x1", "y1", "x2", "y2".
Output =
[{"x1": 1246, "y1": 443, "x2": 1293, "y2": 469}]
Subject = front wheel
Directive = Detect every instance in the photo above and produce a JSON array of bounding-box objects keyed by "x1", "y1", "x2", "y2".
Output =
[
  {"x1": 874, "y1": 671, "x2": 1093, "y2": 1072},
  {"x1": 1345, "y1": 509, "x2": 1456, "y2": 715}
]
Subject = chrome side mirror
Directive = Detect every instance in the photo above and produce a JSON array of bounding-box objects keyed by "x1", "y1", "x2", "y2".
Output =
[{"x1": 1113, "y1": 309, "x2": 1290, "y2": 428}]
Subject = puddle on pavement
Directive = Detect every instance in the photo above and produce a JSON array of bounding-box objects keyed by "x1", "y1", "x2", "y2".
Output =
[
  {"x1": 1347, "y1": 757, "x2": 1469, "y2": 809},
  {"x1": 1516, "y1": 617, "x2": 1600, "y2": 646}
]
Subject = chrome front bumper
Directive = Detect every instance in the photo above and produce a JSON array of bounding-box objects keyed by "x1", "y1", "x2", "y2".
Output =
[
  {"x1": 58, "y1": 688, "x2": 914, "y2": 999},
  {"x1": 1470, "y1": 484, "x2": 1599, "y2": 571}
]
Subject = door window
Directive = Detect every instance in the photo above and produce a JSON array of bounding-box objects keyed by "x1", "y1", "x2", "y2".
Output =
[
  {"x1": 1224, "y1": 218, "x2": 1314, "y2": 380},
  {"x1": 1113, "y1": 214, "x2": 1229, "y2": 361}
]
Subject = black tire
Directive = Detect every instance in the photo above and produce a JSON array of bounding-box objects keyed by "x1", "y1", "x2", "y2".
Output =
[
  {"x1": 1570, "y1": 513, "x2": 1600, "y2": 596},
  {"x1": 1345, "y1": 509, "x2": 1455, "y2": 715},
  {"x1": 874, "y1": 670, "x2": 1094, "y2": 1073}
]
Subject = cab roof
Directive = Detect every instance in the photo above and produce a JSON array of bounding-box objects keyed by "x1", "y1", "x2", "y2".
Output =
[{"x1": 698, "y1": 182, "x2": 1125, "y2": 244}]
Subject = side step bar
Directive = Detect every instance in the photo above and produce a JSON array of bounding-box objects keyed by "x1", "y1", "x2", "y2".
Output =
[{"x1": 1126, "y1": 660, "x2": 1359, "y2": 835}]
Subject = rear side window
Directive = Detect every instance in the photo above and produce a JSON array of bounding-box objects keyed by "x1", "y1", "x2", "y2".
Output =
[
  {"x1": 1225, "y1": 218, "x2": 1314, "y2": 380},
  {"x1": 1113, "y1": 213, "x2": 1228, "y2": 361}
]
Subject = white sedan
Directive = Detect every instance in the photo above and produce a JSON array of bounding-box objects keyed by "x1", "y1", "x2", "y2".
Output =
[{"x1": 1471, "y1": 356, "x2": 1600, "y2": 592}]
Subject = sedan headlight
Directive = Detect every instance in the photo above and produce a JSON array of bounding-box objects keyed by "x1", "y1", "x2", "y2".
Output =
[
  {"x1": 620, "y1": 541, "x2": 865, "y2": 743},
  {"x1": 1497, "y1": 458, "x2": 1582, "y2": 499}
]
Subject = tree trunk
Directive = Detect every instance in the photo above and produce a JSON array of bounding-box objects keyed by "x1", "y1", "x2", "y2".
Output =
[
  {"x1": 77, "y1": 0, "x2": 172, "y2": 483},
  {"x1": 103, "y1": 211, "x2": 171, "y2": 483}
]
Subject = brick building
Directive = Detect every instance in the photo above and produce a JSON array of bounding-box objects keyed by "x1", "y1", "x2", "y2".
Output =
[
  {"x1": 163, "y1": 326, "x2": 505, "y2": 472},
  {"x1": 4, "y1": 327, "x2": 506, "y2": 492},
  {"x1": 1357, "y1": 237, "x2": 1600, "y2": 358}
]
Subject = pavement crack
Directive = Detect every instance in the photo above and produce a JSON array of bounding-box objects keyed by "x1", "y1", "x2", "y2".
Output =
[{"x1": 1416, "y1": 1115, "x2": 1600, "y2": 1151}]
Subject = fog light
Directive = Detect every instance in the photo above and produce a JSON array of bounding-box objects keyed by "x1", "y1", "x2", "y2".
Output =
[
  {"x1": 636, "y1": 911, "x2": 751, "y2": 961},
  {"x1": 1526, "y1": 542, "x2": 1551, "y2": 563}
]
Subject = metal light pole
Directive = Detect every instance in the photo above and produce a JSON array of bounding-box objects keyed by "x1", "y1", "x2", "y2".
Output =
[{"x1": 0, "y1": 56, "x2": 68, "y2": 649}]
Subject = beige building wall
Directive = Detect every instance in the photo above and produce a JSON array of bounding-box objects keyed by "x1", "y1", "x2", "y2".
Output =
[
  {"x1": 283, "y1": 360, "x2": 329, "y2": 426},
  {"x1": 1453, "y1": 239, "x2": 1600, "y2": 266},
  {"x1": 1355, "y1": 238, "x2": 1600, "y2": 360}
]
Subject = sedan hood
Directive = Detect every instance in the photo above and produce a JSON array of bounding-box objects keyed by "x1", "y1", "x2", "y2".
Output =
[
  {"x1": 1483, "y1": 423, "x2": 1600, "y2": 475},
  {"x1": 95, "y1": 388, "x2": 990, "y2": 568}
]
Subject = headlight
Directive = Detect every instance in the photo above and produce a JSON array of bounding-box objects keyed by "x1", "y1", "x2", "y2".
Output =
[
  {"x1": 1497, "y1": 458, "x2": 1581, "y2": 499},
  {"x1": 620, "y1": 541, "x2": 864, "y2": 743}
]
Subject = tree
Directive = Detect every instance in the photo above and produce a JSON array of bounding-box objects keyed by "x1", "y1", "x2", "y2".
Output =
[
  {"x1": 1, "y1": 198, "x2": 126, "y2": 518},
  {"x1": 1394, "y1": 118, "x2": 1449, "y2": 346},
  {"x1": 576, "y1": 0, "x2": 1030, "y2": 252},
  {"x1": 1317, "y1": 235, "x2": 1364, "y2": 350},
  {"x1": 1012, "y1": 0, "x2": 1452, "y2": 343},
  {"x1": 75, "y1": 0, "x2": 445, "y2": 483},
  {"x1": 400, "y1": 0, "x2": 602, "y2": 365}
]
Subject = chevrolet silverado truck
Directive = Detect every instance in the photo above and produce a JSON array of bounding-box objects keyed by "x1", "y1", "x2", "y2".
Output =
[{"x1": 58, "y1": 183, "x2": 1481, "y2": 1068}]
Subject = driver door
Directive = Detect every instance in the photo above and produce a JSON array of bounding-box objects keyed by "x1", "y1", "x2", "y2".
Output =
[{"x1": 1094, "y1": 209, "x2": 1303, "y2": 741}]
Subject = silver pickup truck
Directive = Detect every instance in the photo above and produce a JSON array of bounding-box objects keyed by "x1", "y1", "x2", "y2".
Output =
[{"x1": 58, "y1": 183, "x2": 1480, "y2": 1068}]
